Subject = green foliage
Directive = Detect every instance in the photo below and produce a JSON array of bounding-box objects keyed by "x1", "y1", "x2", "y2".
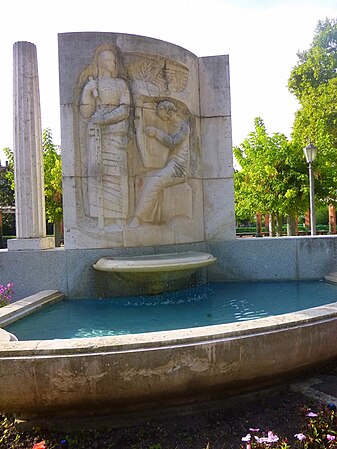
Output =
[
  {"x1": 234, "y1": 118, "x2": 308, "y2": 221},
  {"x1": 3, "y1": 129, "x2": 63, "y2": 224},
  {"x1": 1, "y1": 148, "x2": 14, "y2": 198},
  {"x1": 295, "y1": 406, "x2": 337, "y2": 449},
  {"x1": 0, "y1": 150, "x2": 15, "y2": 235},
  {"x1": 42, "y1": 128, "x2": 63, "y2": 223},
  {"x1": 3, "y1": 147, "x2": 14, "y2": 191},
  {"x1": 241, "y1": 405, "x2": 337, "y2": 449},
  {"x1": 289, "y1": 18, "x2": 337, "y2": 205},
  {"x1": 289, "y1": 18, "x2": 337, "y2": 102}
]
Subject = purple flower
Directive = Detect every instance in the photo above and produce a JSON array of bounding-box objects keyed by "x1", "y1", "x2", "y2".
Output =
[
  {"x1": 0, "y1": 282, "x2": 13, "y2": 307},
  {"x1": 295, "y1": 433, "x2": 306, "y2": 441},
  {"x1": 241, "y1": 434, "x2": 251, "y2": 442},
  {"x1": 306, "y1": 412, "x2": 318, "y2": 417},
  {"x1": 327, "y1": 434, "x2": 336, "y2": 441}
]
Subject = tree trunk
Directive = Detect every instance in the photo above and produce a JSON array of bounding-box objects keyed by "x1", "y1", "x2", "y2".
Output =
[
  {"x1": 54, "y1": 219, "x2": 63, "y2": 247},
  {"x1": 287, "y1": 214, "x2": 296, "y2": 236},
  {"x1": 255, "y1": 213, "x2": 262, "y2": 237},
  {"x1": 329, "y1": 204, "x2": 336, "y2": 235},
  {"x1": 269, "y1": 213, "x2": 276, "y2": 237},
  {"x1": 276, "y1": 214, "x2": 283, "y2": 237},
  {"x1": 305, "y1": 211, "x2": 310, "y2": 234}
]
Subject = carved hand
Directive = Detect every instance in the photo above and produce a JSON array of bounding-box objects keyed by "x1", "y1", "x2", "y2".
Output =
[
  {"x1": 92, "y1": 111, "x2": 105, "y2": 125},
  {"x1": 86, "y1": 78, "x2": 98, "y2": 97},
  {"x1": 144, "y1": 126, "x2": 157, "y2": 137}
]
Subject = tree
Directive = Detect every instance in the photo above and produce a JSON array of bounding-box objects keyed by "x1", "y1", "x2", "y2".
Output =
[
  {"x1": 0, "y1": 152, "x2": 15, "y2": 241},
  {"x1": 288, "y1": 18, "x2": 337, "y2": 206},
  {"x1": 3, "y1": 129, "x2": 63, "y2": 245},
  {"x1": 42, "y1": 128, "x2": 63, "y2": 246},
  {"x1": 288, "y1": 18, "x2": 337, "y2": 102},
  {"x1": 0, "y1": 153, "x2": 14, "y2": 208},
  {"x1": 3, "y1": 147, "x2": 14, "y2": 191},
  {"x1": 42, "y1": 128, "x2": 63, "y2": 225},
  {"x1": 234, "y1": 118, "x2": 308, "y2": 235}
]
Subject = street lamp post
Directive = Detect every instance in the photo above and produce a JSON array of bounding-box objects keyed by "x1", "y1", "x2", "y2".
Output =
[{"x1": 303, "y1": 141, "x2": 318, "y2": 236}]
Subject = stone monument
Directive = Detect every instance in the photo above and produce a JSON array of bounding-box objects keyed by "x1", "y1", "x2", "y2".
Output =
[{"x1": 58, "y1": 33, "x2": 235, "y2": 249}]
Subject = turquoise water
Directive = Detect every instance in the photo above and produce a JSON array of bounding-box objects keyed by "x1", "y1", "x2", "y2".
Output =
[{"x1": 6, "y1": 281, "x2": 337, "y2": 340}]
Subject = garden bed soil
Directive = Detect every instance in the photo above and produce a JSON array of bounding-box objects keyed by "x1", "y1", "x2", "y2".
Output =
[{"x1": 2, "y1": 360, "x2": 337, "y2": 449}]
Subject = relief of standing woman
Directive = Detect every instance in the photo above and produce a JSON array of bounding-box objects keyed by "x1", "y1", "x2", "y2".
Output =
[{"x1": 80, "y1": 47, "x2": 131, "y2": 228}]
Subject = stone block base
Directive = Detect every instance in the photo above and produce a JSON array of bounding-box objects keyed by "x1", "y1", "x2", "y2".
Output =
[{"x1": 7, "y1": 237, "x2": 55, "y2": 251}]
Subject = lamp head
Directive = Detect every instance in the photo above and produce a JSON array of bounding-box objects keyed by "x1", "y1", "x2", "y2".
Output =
[{"x1": 303, "y1": 142, "x2": 317, "y2": 164}]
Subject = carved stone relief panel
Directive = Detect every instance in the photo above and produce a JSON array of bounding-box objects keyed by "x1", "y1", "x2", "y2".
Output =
[
  {"x1": 73, "y1": 43, "x2": 196, "y2": 233},
  {"x1": 59, "y1": 33, "x2": 211, "y2": 249}
]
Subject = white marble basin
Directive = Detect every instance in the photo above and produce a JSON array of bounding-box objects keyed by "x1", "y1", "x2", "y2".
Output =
[
  {"x1": 93, "y1": 252, "x2": 217, "y2": 295},
  {"x1": 93, "y1": 252, "x2": 217, "y2": 273}
]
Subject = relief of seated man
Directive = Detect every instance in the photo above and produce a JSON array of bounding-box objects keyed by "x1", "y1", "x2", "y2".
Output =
[{"x1": 130, "y1": 100, "x2": 191, "y2": 228}]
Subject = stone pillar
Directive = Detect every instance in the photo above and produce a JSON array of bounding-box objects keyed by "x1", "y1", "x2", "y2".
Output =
[
  {"x1": 8, "y1": 41, "x2": 54, "y2": 251},
  {"x1": 199, "y1": 55, "x2": 235, "y2": 240}
]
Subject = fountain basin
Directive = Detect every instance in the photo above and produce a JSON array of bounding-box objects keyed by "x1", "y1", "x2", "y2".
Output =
[
  {"x1": 93, "y1": 252, "x2": 217, "y2": 295},
  {"x1": 93, "y1": 252, "x2": 216, "y2": 273},
  {"x1": 1, "y1": 290, "x2": 337, "y2": 420}
]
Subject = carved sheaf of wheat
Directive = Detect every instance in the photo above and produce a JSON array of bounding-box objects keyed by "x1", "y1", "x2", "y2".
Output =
[
  {"x1": 132, "y1": 61, "x2": 154, "y2": 81},
  {"x1": 129, "y1": 58, "x2": 189, "y2": 93}
]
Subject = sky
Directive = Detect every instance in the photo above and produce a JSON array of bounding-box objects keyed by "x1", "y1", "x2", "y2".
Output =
[{"x1": 0, "y1": 0, "x2": 336, "y2": 164}]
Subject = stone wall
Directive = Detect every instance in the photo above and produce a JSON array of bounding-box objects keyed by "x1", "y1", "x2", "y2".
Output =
[{"x1": 1, "y1": 236, "x2": 337, "y2": 301}]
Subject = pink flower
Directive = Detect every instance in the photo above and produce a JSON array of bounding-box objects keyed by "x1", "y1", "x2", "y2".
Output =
[
  {"x1": 242, "y1": 434, "x2": 251, "y2": 442},
  {"x1": 295, "y1": 433, "x2": 306, "y2": 441},
  {"x1": 267, "y1": 431, "x2": 279, "y2": 443},
  {"x1": 255, "y1": 436, "x2": 268, "y2": 443},
  {"x1": 249, "y1": 428, "x2": 260, "y2": 432},
  {"x1": 327, "y1": 434, "x2": 336, "y2": 441},
  {"x1": 306, "y1": 412, "x2": 318, "y2": 417},
  {"x1": 32, "y1": 442, "x2": 46, "y2": 449},
  {"x1": 253, "y1": 431, "x2": 279, "y2": 444}
]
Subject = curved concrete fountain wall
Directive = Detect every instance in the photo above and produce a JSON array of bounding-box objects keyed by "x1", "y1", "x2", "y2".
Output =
[
  {"x1": 1, "y1": 236, "x2": 337, "y2": 300},
  {"x1": 1, "y1": 295, "x2": 337, "y2": 418}
]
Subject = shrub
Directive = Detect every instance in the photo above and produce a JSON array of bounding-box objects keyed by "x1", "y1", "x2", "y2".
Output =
[
  {"x1": 241, "y1": 404, "x2": 337, "y2": 449},
  {"x1": 0, "y1": 282, "x2": 13, "y2": 307}
]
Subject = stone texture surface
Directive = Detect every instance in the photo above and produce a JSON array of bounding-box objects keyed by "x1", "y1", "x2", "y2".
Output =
[
  {"x1": 10, "y1": 42, "x2": 54, "y2": 251},
  {"x1": 199, "y1": 55, "x2": 235, "y2": 243},
  {"x1": 199, "y1": 55, "x2": 231, "y2": 117},
  {"x1": 203, "y1": 178, "x2": 236, "y2": 240},
  {"x1": 200, "y1": 116, "x2": 233, "y2": 179},
  {"x1": 58, "y1": 32, "x2": 235, "y2": 249},
  {"x1": 0, "y1": 290, "x2": 64, "y2": 327},
  {"x1": 1, "y1": 236, "x2": 337, "y2": 300},
  {"x1": 1, "y1": 299, "x2": 337, "y2": 418}
]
